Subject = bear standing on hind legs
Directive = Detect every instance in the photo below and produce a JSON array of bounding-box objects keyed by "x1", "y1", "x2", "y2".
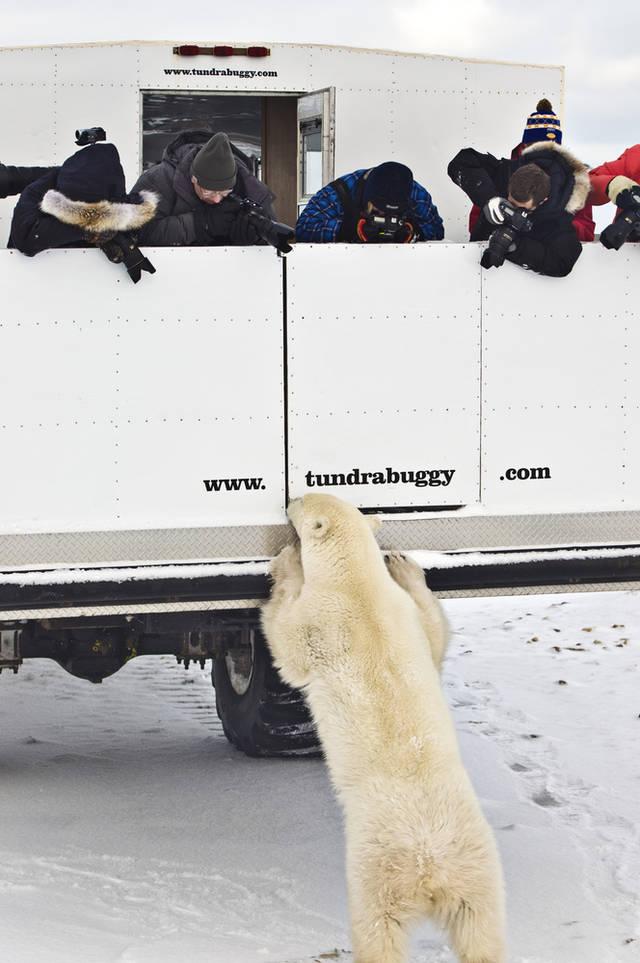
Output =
[{"x1": 261, "y1": 494, "x2": 506, "y2": 963}]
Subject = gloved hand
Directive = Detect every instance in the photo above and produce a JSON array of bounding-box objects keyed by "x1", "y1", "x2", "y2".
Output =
[
  {"x1": 203, "y1": 201, "x2": 238, "y2": 240},
  {"x1": 606, "y1": 175, "x2": 640, "y2": 208},
  {"x1": 483, "y1": 196, "x2": 509, "y2": 225},
  {"x1": 481, "y1": 227, "x2": 518, "y2": 269},
  {"x1": 101, "y1": 233, "x2": 156, "y2": 283},
  {"x1": 229, "y1": 208, "x2": 263, "y2": 245},
  {"x1": 612, "y1": 185, "x2": 640, "y2": 214}
]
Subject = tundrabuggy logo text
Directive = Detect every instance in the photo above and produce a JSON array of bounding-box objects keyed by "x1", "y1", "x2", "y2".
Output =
[
  {"x1": 305, "y1": 467, "x2": 456, "y2": 488},
  {"x1": 164, "y1": 67, "x2": 278, "y2": 79},
  {"x1": 203, "y1": 477, "x2": 265, "y2": 492}
]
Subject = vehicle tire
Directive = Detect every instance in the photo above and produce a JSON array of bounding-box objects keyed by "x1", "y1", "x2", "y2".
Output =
[{"x1": 213, "y1": 620, "x2": 320, "y2": 758}]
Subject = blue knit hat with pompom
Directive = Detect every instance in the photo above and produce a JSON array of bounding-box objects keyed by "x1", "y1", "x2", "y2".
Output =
[{"x1": 522, "y1": 99, "x2": 562, "y2": 145}]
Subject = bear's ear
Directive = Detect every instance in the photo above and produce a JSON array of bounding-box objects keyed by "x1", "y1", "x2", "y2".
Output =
[
  {"x1": 366, "y1": 514, "x2": 382, "y2": 534},
  {"x1": 310, "y1": 514, "x2": 331, "y2": 539}
]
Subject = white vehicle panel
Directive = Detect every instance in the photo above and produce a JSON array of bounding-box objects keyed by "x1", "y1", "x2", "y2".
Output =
[
  {"x1": 481, "y1": 245, "x2": 639, "y2": 513},
  {"x1": 389, "y1": 90, "x2": 467, "y2": 236},
  {"x1": 482, "y1": 247, "x2": 630, "y2": 410},
  {"x1": 384, "y1": 53, "x2": 468, "y2": 90},
  {"x1": 0, "y1": 422, "x2": 120, "y2": 534},
  {"x1": 465, "y1": 61, "x2": 562, "y2": 99},
  {"x1": 0, "y1": 86, "x2": 55, "y2": 163},
  {"x1": 332, "y1": 89, "x2": 395, "y2": 175},
  {"x1": 289, "y1": 408, "x2": 479, "y2": 509},
  {"x1": 287, "y1": 244, "x2": 481, "y2": 508},
  {"x1": 54, "y1": 84, "x2": 140, "y2": 180},
  {"x1": 0, "y1": 44, "x2": 56, "y2": 84},
  {"x1": 138, "y1": 43, "x2": 312, "y2": 93},
  {"x1": 481, "y1": 403, "x2": 627, "y2": 513},
  {"x1": 112, "y1": 414, "x2": 283, "y2": 529},
  {"x1": 0, "y1": 248, "x2": 285, "y2": 535},
  {"x1": 54, "y1": 42, "x2": 141, "y2": 85}
]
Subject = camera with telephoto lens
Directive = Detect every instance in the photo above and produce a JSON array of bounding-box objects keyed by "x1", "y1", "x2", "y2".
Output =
[
  {"x1": 483, "y1": 200, "x2": 533, "y2": 268},
  {"x1": 600, "y1": 186, "x2": 640, "y2": 250},
  {"x1": 75, "y1": 127, "x2": 107, "y2": 147},
  {"x1": 230, "y1": 195, "x2": 295, "y2": 253}
]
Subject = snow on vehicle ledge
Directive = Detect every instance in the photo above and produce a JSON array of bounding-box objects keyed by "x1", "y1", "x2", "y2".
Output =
[{"x1": 1, "y1": 545, "x2": 639, "y2": 586}]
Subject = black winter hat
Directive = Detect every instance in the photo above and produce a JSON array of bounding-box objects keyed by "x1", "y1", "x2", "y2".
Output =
[
  {"x1": 40, "y1": 142, "x2": 158, "y2": 234},
  {"x1": 56, "y1": 143, "x2": 131, "y2": 203},
  {"x1": 363, "y1": 161, "x2": 413, "y2": 210},
  {"x1": 191, "y1": 132, "x2": 237, "y2": 191}
]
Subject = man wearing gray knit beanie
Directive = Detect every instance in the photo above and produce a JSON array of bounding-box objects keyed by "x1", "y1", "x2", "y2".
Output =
[
  {"x1": 132, "y1": 130, "x2": 275, "y2": 246},
  {"x1": 191, "y1": 132, "x2": 237, "y2": 194}
]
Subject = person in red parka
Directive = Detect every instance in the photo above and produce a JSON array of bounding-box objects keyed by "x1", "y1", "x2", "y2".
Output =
[
  {"x1": 586, "y1": 145, "x2": 640, "y2": 250},
  {"x1": 468, "y1": 99, "x2": 595, "y2": 242}
]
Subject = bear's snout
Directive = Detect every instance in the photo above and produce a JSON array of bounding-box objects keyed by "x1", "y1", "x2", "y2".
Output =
[{"x1": 286, "y1": 497, "x2": 303, "y2": 531}]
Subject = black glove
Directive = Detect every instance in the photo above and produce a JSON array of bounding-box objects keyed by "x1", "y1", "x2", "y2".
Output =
[
  {"x1": 101, "y1": 233, "x2": 156, "y2": 283},
  {"x1": 229, "y1": 208, "x2": 263, "y2": 245},
  {"x1": 481, "y1": 226, "x2": 518, "y2": 269},
  {"x1": 612, "y1": 184, "x2": 640, "y2": 213},
  {"x1": 203, "y1": 201, "x2": 238, "y2": 241}
]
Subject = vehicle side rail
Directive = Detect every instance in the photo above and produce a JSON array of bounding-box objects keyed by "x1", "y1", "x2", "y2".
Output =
[{"x1": 0, "y1": 545, "x2": 639, "y2": 614}]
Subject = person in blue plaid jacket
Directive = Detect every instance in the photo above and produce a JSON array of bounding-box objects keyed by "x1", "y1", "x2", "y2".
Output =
[{"x1": 295, "y1": 161, "x2": 444, "y2": 243}]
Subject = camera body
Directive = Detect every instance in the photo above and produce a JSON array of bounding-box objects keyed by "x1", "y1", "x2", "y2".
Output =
[
  {"x1": 358, "y1": 203, "x2": 414, "y2": 243},
  {"x1": 362, "y1": 209, "x2": 408, "y2": 241},
  {"x1": 75, "y1": 127, "x2": 107, "y2": 147}
]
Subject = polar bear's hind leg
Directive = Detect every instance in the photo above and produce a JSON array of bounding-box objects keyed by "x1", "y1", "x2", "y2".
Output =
[{"x1": 433, "y1": 889, "x2": 506, "y2": 963}]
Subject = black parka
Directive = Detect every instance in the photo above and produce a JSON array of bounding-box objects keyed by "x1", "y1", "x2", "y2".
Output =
[
  {"x1": 448, "y1": 142, "x2": 591, "y2": 277},
  {"x1": 131, "y1": 131, "x2": 276, "y2": 246},
  {"x1": 8, "y1": 170, "x2": 87, "y2": 255}
]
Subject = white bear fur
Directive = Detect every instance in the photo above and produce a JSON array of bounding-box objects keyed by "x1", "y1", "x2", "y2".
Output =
[{"x1": 261, "y1": 493, "x2": 506, "y2": 963}]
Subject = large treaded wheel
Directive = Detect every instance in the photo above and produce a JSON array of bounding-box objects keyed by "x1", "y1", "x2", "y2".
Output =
[{"x1": 213, "y1": 620, "x2": 320, "y2": 758}]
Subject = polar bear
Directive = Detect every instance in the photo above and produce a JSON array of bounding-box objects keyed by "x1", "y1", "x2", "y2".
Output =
[{"x1": 261, "y1": 493, "x2": 506, "y2": 963}]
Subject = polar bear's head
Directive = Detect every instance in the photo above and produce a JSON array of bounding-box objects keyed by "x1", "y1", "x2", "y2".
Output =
[{"x1": 287, "y1": 494, "x2": 384, "y2": 585}]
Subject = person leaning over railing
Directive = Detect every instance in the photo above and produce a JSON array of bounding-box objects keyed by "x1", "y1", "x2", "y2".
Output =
[
  {"x1": 448, "y1": 135, "x2": 590, "y2": 277},
  {"x1": 466, "y1": 99, "x2": 595, "y2": 244},
  {"x1": 6, "y1": 143, "x2": 157, "y2": 258},
  {"x1": 586, "y1": 145, "x2": 640, "y2": 251},
  {"x1": 295, "y1": 161, "x2": 444, "y2": 243},
  {"x1": 131, "y1": 130, "x2": 275, "y2": 247}
]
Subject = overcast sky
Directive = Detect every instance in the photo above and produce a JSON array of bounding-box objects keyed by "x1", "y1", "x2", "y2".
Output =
[{"x1": 4, "y1": 1, "x2": 639, "y2": 178}]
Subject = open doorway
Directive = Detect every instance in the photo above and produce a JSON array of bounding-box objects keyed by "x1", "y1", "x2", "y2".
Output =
[{"x1": 141, "y1": 90, "x2": 335, "y2": 226}]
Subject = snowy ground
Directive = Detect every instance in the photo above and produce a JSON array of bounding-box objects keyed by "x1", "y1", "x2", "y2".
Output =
[{"x1": 0, "y1": 590, "x2": 638, "y2": 963}]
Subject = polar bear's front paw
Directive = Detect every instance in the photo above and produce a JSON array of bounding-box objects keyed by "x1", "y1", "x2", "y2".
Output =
[
  {"x1": 386, "y1": 551, "x2": 427, "y2": 594},
  {"x1": 269, "y1": 542, "x2": 304, "y2": 591}
]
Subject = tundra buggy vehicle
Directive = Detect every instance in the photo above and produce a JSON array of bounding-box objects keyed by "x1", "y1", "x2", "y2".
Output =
[{"x1": 0, "y1": 41, "x2": 638, "y2": 755}]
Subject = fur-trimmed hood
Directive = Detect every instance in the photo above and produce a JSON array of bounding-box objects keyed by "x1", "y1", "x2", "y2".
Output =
[
  {"x1": 40, "y1": 189, "x2": 158, "y2": 234},
  {"x1": 521, "y1": 141, "x2": 590, "y2": 214}
]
